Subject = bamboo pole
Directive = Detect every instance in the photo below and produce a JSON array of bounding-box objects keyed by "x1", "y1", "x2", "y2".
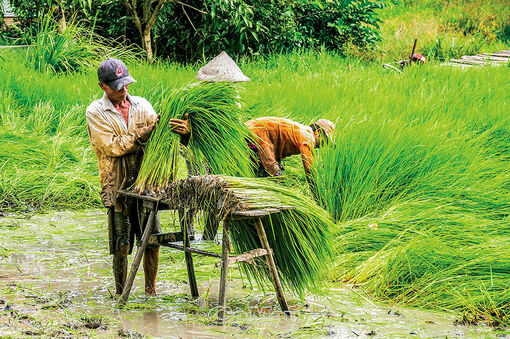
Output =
[
  {"x1": 218, "y1": 219, "x2": 231, "y2": 323},
  {"x1": 254, "y1": 218, "x2": 290, "y2": 315},
  {"x1": 180, "y1": 209, "x2": 199, "y2": 298},
  {"x1": 117, "y1": 208, "x2": 157, "y2": 307}
]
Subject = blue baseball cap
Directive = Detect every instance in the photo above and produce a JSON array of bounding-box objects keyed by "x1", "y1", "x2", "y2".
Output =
[{"x1": 97, "y1": 58, "x2": 136, "y2": 91}]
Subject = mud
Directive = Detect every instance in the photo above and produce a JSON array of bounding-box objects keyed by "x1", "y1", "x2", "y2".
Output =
[{"x1": 0, "y1": 210, "x2": 508, "y2": 338}]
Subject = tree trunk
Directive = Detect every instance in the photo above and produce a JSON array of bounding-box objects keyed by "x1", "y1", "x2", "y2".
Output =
[
  {"x1": 143, "y1": 29, "x2": 153, "y2": 62},
  {"x1": 122, "y1": 0, "x2": 169, "y2": 62}
]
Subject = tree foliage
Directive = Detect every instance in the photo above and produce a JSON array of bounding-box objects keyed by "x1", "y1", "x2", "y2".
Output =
[
  {"x1": 153, "y1": 0, "x2": 385, "y2": 61},
  {"x1": 9, "y1": 0, "x2": 385, "y2": 62},
  {"x1": 10, "y1": 0, "x2": 91, "y2": 27}
]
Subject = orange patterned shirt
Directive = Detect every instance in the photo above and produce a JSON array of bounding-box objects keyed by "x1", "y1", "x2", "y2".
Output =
[{"x1": 246, "y1": 117, "x2": 315, "y2": 175}]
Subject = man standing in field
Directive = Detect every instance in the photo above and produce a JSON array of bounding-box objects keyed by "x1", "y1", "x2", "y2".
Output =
[{"x1": 86, "y1": 58, "x2": 161, "y2": 296}]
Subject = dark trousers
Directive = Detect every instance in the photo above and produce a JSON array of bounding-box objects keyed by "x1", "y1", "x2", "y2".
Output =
[{"x1": 108, "y1": 200, "x2": 161, "y2": 295}]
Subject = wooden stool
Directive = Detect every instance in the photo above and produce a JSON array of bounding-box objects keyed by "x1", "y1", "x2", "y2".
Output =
[{"x1": 115, "y1": 190, "x2": 290, "y2": 323}]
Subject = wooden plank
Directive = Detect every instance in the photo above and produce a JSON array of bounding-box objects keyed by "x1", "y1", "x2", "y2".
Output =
[
  {"x1": 180, "y1": 209, "x2": 199, "y2": 298},
  {"x1": 461, "y1": 56, "x2": 508, "y2": 64},
  {"x1": 218, "y1": 219, "x2": 231, "y2": 323},
  {"x1": 215, "y1": 248, "x2": 270, "y2": 267},
  {"x1": 159, "y1": 243, "x2": 221, "y2": 258},
  {"x1": 450, "y1": 59, "x2": 487, "y2": 66},
  {"x1": 117, "y1": 209, "x2": 156, "y2": 307},
  {"x1": 254, "y1": 218, "x2": 290, "y2": 315},
  {"x1": 0, "y1": 45, "x2": 32, "y2": 49},
  {"x1": 482, "y1": 51, "x2": 510, "y2": 57},
  {"x1": 148, "y1": 232, "x2": 185, "y2": 245},
  {"x1": 117, "y1": 190, "x2": 161, "y2": 203},
  {"x1": 228, "y1": 208, "x2": 281, "y2": 220},
  {"x1": 475, "y1": 54, "x2": 510, "y2": 61}
]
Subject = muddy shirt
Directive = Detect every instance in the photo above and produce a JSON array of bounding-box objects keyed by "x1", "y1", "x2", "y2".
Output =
[
  {"x1": 86, "y1": 93, "x2": 157, "y2": 211},
  {"x1": 245, "y1": 117, "x2": 315, "y2": 175}
]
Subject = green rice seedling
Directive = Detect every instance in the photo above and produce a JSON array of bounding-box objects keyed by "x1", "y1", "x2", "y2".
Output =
[
  {"x1": 184, "y1": 83, "x2": 254, "y2": 177},
  {"x1": 311, "y1": 119, "x2": 478, "y2": 221},
  {"x1": 135, "y1": 82, "x2": 254, "y2": 192},
  {"x1": 223, "y1": 176, "x2": 334, "y2": 297},
  {"x1": 0, "y1": 90, "x2": 23, "y2": 129},
  {"x1": 0, "y1": 128, "x2": 100, "y2": 210},
  {"x1": 26, "y1": 102, "x2": 58, "y2": 135}
]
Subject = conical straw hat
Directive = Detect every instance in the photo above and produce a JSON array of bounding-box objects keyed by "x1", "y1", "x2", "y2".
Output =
[{"x1": 196, "y1": 51, "x2": 250, "y2": 82}]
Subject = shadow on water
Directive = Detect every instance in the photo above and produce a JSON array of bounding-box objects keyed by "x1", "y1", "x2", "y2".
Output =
[{"x1": 0, "y1": 210, "x2": 507, "y2": 338}]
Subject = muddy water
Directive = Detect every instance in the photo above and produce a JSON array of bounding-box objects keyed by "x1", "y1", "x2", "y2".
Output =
[{"x1": 0, "y1": 210, "x2": 507, "y2": 338}]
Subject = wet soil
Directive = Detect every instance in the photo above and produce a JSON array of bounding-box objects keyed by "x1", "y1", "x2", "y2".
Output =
[{"x1": 0, "y1": 210, "x2": 508, "y2": 338}]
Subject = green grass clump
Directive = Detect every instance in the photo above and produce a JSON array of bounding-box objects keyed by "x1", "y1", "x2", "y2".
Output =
[
  {"x1": 330, "y1": 199, "x2": 509, "y2": 325},
  {"x1": 25, "y1": 15, "x2": 141, "y2": 74},
  {"x1": 135, "y1": 82, "x2": 254, "y2": 192},
  {"x1": 0, "y1": 121, "x2": 99, "y2": 210}
]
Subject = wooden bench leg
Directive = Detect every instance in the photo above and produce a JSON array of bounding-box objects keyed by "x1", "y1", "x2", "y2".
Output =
[
  {"x1": 179, "y1": 209, "x2": 199, "y2": 298},
  {"x1": 254, "y1": 218, "x2": 290, "y2": 315},
  {"x1": 218, "y1": 219, "x2": 231, "y2": 323},
  {"x1": 117, "y1": 209, "x2": 156, "y2": 307}
]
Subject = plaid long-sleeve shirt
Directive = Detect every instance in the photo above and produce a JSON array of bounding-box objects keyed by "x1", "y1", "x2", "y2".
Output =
[{"x1": 246, "y1": 117, "x2": 315, "y2": 176}]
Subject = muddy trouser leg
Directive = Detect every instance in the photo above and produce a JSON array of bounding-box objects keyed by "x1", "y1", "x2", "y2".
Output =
[
  {"x1": 111, "y1": 210, "x2": 132, "y2": 295},
  {"x1": 113, "y1": 246, "x2": 129, "y2": 295}
]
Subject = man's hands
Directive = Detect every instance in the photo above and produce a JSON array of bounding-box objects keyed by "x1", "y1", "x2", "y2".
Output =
[
  {"x1": 136, "y1": 114, "x2": 160, "y2": 143},
  {"x1": 169, "y1": 113, "x2": 191, "y2": 135},
  {"x1": 136, "y1": 113, "x2": 190, "y2": 146}
]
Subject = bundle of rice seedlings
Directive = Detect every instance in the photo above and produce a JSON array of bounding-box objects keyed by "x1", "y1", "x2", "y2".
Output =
[
  {"x1": 154, "y1": 174, "x2": 333, "y2": 296},
  {"x1": 135, "y1": 82, "x2": 254, "y2": 192},
  {"x1": 223, "y1": 176, "x2": 334, "y2": 297}
]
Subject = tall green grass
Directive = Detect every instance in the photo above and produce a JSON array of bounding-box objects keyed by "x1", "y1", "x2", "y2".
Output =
[{"x1": 25, "y1": 16, "x2": 141, "y2": 74}]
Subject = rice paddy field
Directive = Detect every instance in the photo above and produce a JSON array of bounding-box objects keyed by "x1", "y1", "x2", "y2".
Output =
[{"x1": 0, "y1": 43, "x2": 509, "y2": 336}]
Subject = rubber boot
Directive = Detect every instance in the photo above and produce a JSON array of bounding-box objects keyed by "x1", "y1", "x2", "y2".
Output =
[
  {"x1": 143, "y1": 246, "x2": 160, "y2": 295},
  {"x1": 113, "y1": 245, "x2": 130, "y2": 295}
]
